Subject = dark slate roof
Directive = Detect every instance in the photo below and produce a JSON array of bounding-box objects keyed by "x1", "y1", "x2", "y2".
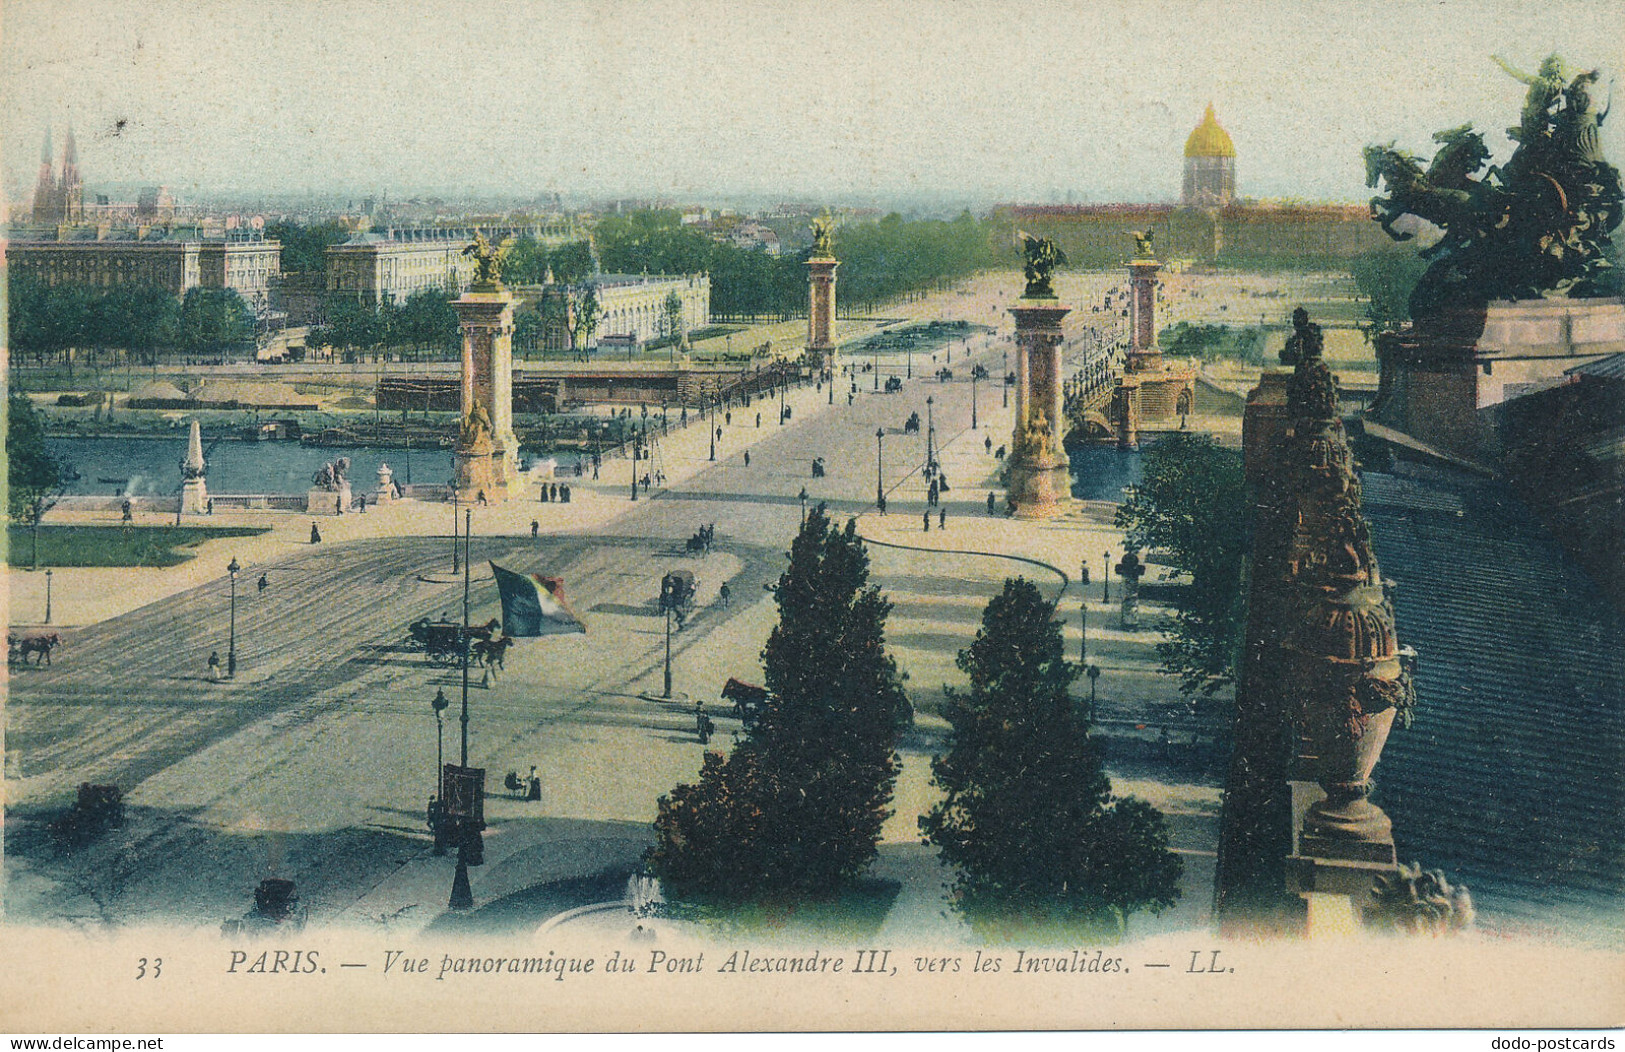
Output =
[
  {"x1": 1362, "y1": 466, "x2": 1625, "y2": 934},
  {"x1": 1569, "y1": 353, "x2": 1625, "y2": 381}
]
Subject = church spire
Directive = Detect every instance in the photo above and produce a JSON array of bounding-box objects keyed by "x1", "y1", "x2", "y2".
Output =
[{"x1": 32, "y1": 127, "x2": 58, "y2": 225}]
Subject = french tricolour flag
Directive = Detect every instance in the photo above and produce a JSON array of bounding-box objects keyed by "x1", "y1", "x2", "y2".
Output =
[{"x1": 490, "y1": 562, "x2": 587, "y2": 636}]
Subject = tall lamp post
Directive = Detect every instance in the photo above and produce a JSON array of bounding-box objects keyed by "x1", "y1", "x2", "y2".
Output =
[
  {"x1": 799, "y1": 486, "x2": 808, "y2": 525},
  {"x1": 451, "y1": 487, "x2": 460, "y2": 575},
  {"x1": 971, "y1": 367, "x2": 980, "y2": 430},
  {"x1": 226, "y1": 556, "x2": 240, "y2": 678},
  {"x1": 44, "y1": 569, "x2": 53, "y2": 625},
  {"x1": 925, "y1": 396, "x2": 935, "y2": 476},
  {"x1": 660, "y1": 574, "x2": 675, "y2": 700},
  {"x1": 1086, "y1": 664, "x2": 1101, "y2": 722},
  {"x1": 875, "y1": 427, "x2": 885, "y2": 510},
  {"x1": 630, "y1": 425, "x2": 639, "y2": 502},
  {"x1": 873, "y1": 341, "x2": 880, "y2": 391},
  {"x1": 1103, "y1": 550, "x2": 1112, "y2": 603},
  {"x1": 448, "y1": 506, "x2": 477, "y2": 910},
  {"x1": 431, "y1": 687, "x2": 448, "y2": 855},
  {"x1": 1079, "y1": 561, "x2": 1090, "y2": 664},
  {"x1": 1002, "y1": 349, "x2": 1009, "y2": 407},
  {"x1": 708, "y1": 396, "x2": 716, "y2": 461}
]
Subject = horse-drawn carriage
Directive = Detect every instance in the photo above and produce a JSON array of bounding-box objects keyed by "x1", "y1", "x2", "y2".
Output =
[
  {"x1": 47, "y1": 782, "x2": 124, "y2": 846},
  {"x1": 884, "y1": 376, "x2": 904, "y2": 393},
  {"x1": 407, "y1": 616, "x2": 500, "y2": 666},
  {"x1": 721, "y1": 677, "x2": 769, "y2": 728},
  {"x1": 221, "y1": 877, "x2": 308, "y2": 936}
]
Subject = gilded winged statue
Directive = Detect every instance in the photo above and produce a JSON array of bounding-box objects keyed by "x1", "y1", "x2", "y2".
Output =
[
  {"x1": 464, "y1": 231, "x2": 516, "y2": 288},
  {"x1": 1016, "y1": 230, "x2": 1067, "y2": 298},
  {"x1": 810, "y1": 212, "x2": 836, "y2": 257}
]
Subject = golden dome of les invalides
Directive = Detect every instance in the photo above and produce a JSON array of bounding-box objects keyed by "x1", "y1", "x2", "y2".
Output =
[{"x1": 1184, "y1": 103, "x2": 1236, "y2": 159}]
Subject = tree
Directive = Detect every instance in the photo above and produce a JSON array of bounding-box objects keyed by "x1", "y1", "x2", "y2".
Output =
[
  {"x1": 179, "y1": 287, "x2": 254, "y2": 359},
  {"x1": 265, "y1": 220, "x2": 349, "y2": 274},
  {"x1": 7, "y1": 391, "x2": 60, "y2": 522},
  {"x1": 921, "y1": 578, "x2": 1182, "y2": 933},
  {"x1": 548, "y1": 240, "x2": 596, "y2": 284},
  {"x1": 502, "y1": 235, "x2": 550, "y2": 285},
  {"x1": 569, "y1": 287, "x2": 600, "y2": 357},
  {"x1": 1114, "y1": 433, "x2": 1248, "y2": 698},
  {"x1": 662, "y1": 291, "x2": 685, "y2": 355},
  {"x1": 647, "y1": 505, "x2": 911, "y2": 901},
  {"x1": 1349, "y1": 248, "x2": 1431, "y2": 335}
]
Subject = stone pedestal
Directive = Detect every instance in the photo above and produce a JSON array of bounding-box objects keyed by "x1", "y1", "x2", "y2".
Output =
[
  {"x1": 1127, "y1": 257, "x2": 1163, "y2": 371},
  {"x1": 1007, "y1": 299, "x2": 1072, "y2": 519},
  {"x1": 180, "y1": 477, "x2": 209, "y2": 515},
  {"x1": 306, "y1": 483, "x2": 352, "y2": 515},
  {"x1": 1370, "y1": 296, "x2": 1625, "y2": 464},
  {"x1": 374, "y1": 463, "x2": 396, "y2": 505},
  {"x1": 805, "y1": 256, "x2": 839, "y2": 371},
  {"x1": 454, "y1": 289, "x2": 524, "y2": 501},
  {"x1": 453, "y1": 441, "x2": 499, "y2": 504}
]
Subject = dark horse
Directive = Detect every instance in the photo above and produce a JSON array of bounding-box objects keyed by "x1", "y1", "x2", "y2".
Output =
[
  {"x1": 472, "y1": 635, "x2": 514, "y2": 670},
  {"x1": 8, "y1": 632, "x2": 60, "y2": 666}
]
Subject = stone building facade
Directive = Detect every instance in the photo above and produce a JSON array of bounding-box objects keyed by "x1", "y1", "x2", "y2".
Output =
[
  {"x1": 534, "y1": 273, "x2": 711, "y2": 354},
  {"x1": 6, "y1": 235, "x2": 282, "y2": 309}
]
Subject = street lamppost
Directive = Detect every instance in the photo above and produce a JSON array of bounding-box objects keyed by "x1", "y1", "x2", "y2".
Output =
[
  {"x1": 449, "y1": 506, "x2": 477, "y2": 910},
  {"x1": 451, "y1": 487, "x2": 460, "y2": 575},
  {"x1": 44, "y1": 568, "x2": 53, "y2": 625},
  {"x1": 1002, "y1": 349, "x2": 1009, "y2": 407},
  {"x1": 875, "y1": 427, "x2": 885, "y2": 510},
  {"x1": 660, "y1": 574, "x2": 675, "y2": 699},
  {"x1": 873, "y1": 341, "x2": 880, "y2": 391},
  {"x1": 1086, "y1": 664, "x2": 1101, "y2": 721},
  {"x1": 925, "y1": 396, "x2": 935, "y2": 476},
  {"x1": 1079, "y1": 562, "x2": 1090, "y2": 664},
  {"x1": 1103, "y1": 550, "x2": 1112, "y2": 603},
  {"x1": 431, "y1": 687, "x2": 448, "y2": 856},
  {"x1": 799, "y1": 486, "x2": 808, "y2": 525},
  {"x1": 907, "y1": 344, "x2": 913, "y2": 379},
  {"x1": 971, "y1": 368, "x2": 980, "y2": 430},
  {"x1": 779, "y1": 373, "x2": 787, "y2": 425},
  {"x1": 630, "y1": 424, "x2": 639, "y2": 502},
  {"x1": 226, "y1": 556, "x2": 240, "y2": 679}
]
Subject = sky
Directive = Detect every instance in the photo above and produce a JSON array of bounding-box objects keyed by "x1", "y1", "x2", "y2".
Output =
[{"x1": 3, "y1": 0, "x2": 1623, "y2": 209}]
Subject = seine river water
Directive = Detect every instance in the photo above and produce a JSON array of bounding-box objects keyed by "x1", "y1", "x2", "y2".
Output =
[
  {"x1": 1068, "y1": 443, "x2": 1144, "y2": 503},
  {"x1": 49, "y1": 436, "x2": 471, "y2": 497}
]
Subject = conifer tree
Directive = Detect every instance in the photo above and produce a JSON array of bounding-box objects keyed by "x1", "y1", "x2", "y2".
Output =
[
  {"x1": 648, "y1": 505, "x2": 911, "y2": 899},
  {"x1": 921, "y1": 578, "x2": 1182, "y2": 932}
]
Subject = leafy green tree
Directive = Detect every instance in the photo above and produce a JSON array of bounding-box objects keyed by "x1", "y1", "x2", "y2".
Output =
[
  {"x1": 921, "y1": 578, "x2": 1182, "y2": 933},
  {"x1": 503, "y1": 235, "x2": 551, "y2": 285},
  {"x1": 548, "y1": 240, "x2": 596, "y2": 284},
  {"x1": 662, "y1": 291, "x2": 685, "y2": 351},
  {"x1": 647, "y1": 505, "x2": 911, "y2": 900},
  {"x1": 265, "y1": 220, "x2": 349, "y2": 274},
  {"x1": 1114, "y1": 433, "x2": 1248, "y2": 698},
  {"x1": 179, "y1": 287, "x2": 254, "y2": 358},
  {"x1": 7, "y1": 392, "x2": 60, "y2": 522},
  {"x1": 569, "y1": 287, "x2": 600, "y2": 355}
]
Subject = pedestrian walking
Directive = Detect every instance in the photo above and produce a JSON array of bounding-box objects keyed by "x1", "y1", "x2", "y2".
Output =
[
  {"x1": 122, "y1": 499, "x2": 133, "y2": 523},
  {"x1": 531, "y1": 520, "x2": 540, "y2": 538},
  {"x1": 527, "y1": 765, "x2": 541, "y2": 801},
  {"x1": 335, "y1": 496, "x2": 343, "y2": 515},
  {"x1": 725, "y1": 411, "x2": 732, "y2": 426},
  {"x1": 939, "y1": 507, "x2": 946, "y2": 530},
  {"x1": 310, "y1": 522, "x2": 322, "y2": 544},
  {"x1": 208, "y1": 651, "x2": 221, "y2": 681},
  {"x1": 987, "y1": 491, "x2": 996, "y2": 515},
  {"x1": 985, "y1": 435, "x2": 993, "y2": 454},
  {"x1": 923, "y1": 510, "x2": 931, "y2": 532},
  {"x1": 561, "y1": 484, "x2": 571, "y2": 503},
  {"x1": 755, "y1": 413, "x2": 761, "y2": 428},
  {"x1": 719, "y1": 581, "x2": 731, "y2": 609},
  {"x1": 743, "y1": 450, "x2": 750, "y2": 467},
  {"x1": 257, "y1": 573, "x2": 268, "y2": 593},
  {"x1": 207, "y1": 498, "x2": 215, "y2": 515}
]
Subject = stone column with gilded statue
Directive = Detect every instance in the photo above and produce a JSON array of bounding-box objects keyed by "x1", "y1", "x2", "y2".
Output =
[
  {"x1": 453, "y1": 232, "x2": 524, "y2": 502},
  {"x1": 1005, "y1": 232, "x2": 1073, "y2": 519},
  {"x1": 805, "y1": 211, "x2": 840, "y2": 373}
]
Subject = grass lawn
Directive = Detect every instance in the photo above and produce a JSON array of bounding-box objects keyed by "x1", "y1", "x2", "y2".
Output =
[{"x1": 6, "y1": 524, "x2": 272, "y2": 568}]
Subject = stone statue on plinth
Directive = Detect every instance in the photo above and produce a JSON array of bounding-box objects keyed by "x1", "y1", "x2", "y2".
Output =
[
  {"x1": 1016, "y1": 231, "x2": 1067, "y2": 298},
  {"x1": 810, "y1": 212, "x2": 836, "y2": 258},
  {"x1": 463, "y1": 231, "x2": 515, "y2": 291},
  {"x1": 460, "y1": 402, "x2": 495, "y2": 451},
  {"x1": 1129, "y1": 229, "x2": 1156, "y2": 259},
  {"x1": 311, "y1": 457, "x2": 351, "y2": 491}
]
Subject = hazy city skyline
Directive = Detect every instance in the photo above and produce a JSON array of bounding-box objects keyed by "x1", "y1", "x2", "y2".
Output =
[{"x1": 4, "y1": 0, "x2": 1623, "y2": 210}]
